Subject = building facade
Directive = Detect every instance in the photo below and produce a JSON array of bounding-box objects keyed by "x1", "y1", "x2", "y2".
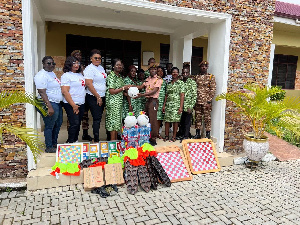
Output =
[{"x1": 1, "y1": 0, "x2": 298, "y2": 178}]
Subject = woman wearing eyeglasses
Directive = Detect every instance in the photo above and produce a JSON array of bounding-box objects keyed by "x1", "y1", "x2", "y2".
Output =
[
  {"x1": 83, "y1": 49, "x2": 107, "y2": 142},
  {"x1": 106, "y1": 58, "x2": 132, "y2": 140},
  {"x1": 61, "y1": 56, "x2": 86, "y2": 143},
  {"x1": 34, "y1": 56, "x2": 63, "y2": 153}
]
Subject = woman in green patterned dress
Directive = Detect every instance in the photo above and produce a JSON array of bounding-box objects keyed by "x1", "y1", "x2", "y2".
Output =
[
  {"x1": 123, "y1": 65, "x2": 142, "y2": 118},
  {"x1": 157, "y1": 66, "x2": 167, "y2": 139},
  {"x1": 105, "y1": 59, "x2": 132, "y2": 140},
  {"x1": 162, "y1": 67, "x2": 185, "y2": 142}
]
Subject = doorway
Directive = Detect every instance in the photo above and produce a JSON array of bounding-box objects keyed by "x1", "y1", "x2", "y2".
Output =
[{"x1": 66, "y1": 34, "x2": 141, "y2": 74}]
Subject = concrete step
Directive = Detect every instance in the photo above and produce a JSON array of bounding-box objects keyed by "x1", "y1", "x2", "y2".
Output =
[
  {"x1": 27, "y1": 166, "x2": 84, "y2": 191},
  {"x1": 28, "y1": 153, "x2": 83, "y2": 191},
  {"x1": 37, "y1": 153, "x2": 56, "y2": 168}
]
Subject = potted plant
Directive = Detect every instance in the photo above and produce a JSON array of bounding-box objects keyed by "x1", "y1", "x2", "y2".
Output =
[
  {"x1": 216, "y1": 83, "x2": 300, "y2": 163},
  {"x1": 0, "y1": 91, "x2": 47, "y2": 162}
]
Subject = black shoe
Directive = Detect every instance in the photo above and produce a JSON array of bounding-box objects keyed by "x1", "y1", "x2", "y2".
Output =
[
  {"x1": 176, "y1": 135, "x2": 183, "y2": 140},
  {"x1": 193, "y1": 129, "x2": 201, "y2": 139},
  {"x1": 117, "y1": 134, "x2": 122, "y2": 140},
  {"x1": 82, "y1": 134, "x2": 93, "y2": 141},
  {"x1": 193, "y1": 134, "x2": 201, "y2": 139},
  {"x1": 149, "y1": 139, "x2": 157, "y2": 146},
  {"x1": 206, "y1": 131, "x2": 211, "y2": 139},
  {"x1": 45, "y1": 147, "x2": 56, "y2": 153},
  {"x1": 180, "y1": 136, "x2": 188, "y2": 143},
  {"x1": 45, "y1": 147, "x2": 52, "y2": 153}
]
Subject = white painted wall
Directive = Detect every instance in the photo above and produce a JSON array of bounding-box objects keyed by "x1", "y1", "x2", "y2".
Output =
[{"x1": 277, "y1": 0, "x2": 300, "y2": 5}]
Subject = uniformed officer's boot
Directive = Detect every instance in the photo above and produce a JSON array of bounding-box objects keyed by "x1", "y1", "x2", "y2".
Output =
[
  {"x1": 206, "y1": 131, "x2": 211, "y2": 139},
  {"x1": 193, "y1": 129, "x2": 201, "y2": 139}
]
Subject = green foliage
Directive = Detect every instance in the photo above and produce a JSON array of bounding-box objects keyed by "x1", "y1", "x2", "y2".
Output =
[
  {"x1": 5, "y1": 187, "x2": 12, "y2": 193},
  {"x1": 0, "y1": 91, "x2": 46, "y2": 115},
  {"x1": 267, "y1": 118, "x2": 300, "y2": 147},
  {"x1": 269, "y1": 86, "x2": 286, "y2": 101},
  {"x1": 0, "y1": 91, "x2": 47, "y2": 162},
  {"x1": 283, "y1": 129, "x2": 300, "y2": 147},
  {"x1": 216, "y1": 83, "x2": 300, "y2": 139}
]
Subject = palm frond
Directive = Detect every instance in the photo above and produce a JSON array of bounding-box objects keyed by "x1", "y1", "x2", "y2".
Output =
[
  {"x1": 0, "y1": 91, "x2": 47, "y2": 116},
  {"x1": 216, "y1": 83, "x2": 300, "y2": 139},
  {"x1": 282, "y1": 96, "x2": 300, "y2": 112},
  {"x1": 278, "y1": 114, "x2": 300, "y2": 137},
  {"x1": 0, "y1": 124, "x2": 45, "y2": 163}
]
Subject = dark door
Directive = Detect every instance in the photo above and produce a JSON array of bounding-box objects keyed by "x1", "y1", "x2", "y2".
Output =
[{"x1": 66, "y1": 34, "x2": 141, "y2": 76}]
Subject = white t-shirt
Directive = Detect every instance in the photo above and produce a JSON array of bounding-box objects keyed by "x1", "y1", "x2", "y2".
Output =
[
  {"x1": 61, "y1": 72, "x2": 86, "y2": 105},
  {"x1": 34, "y1": 69, "x2": 63, "y2": 103},
  {"x1": 83, "y1": 64, "x2": 107, "y2": 97}
]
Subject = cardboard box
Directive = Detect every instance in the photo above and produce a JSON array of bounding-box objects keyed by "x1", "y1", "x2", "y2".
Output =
[
  {"x1": 104, "y1": 163, "x2": 124, "y2": 185},
  {"x1": 83, "y1": 167, "x2": 104, "y2": 190}
]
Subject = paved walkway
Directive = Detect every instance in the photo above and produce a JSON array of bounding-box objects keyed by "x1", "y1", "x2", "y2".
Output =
[
  {"x1": 1, "y1": 160, "x2": 300, "y2": 225},
  {"x1": 266, "y1": 133, "x2": 300, "y2": 161}
]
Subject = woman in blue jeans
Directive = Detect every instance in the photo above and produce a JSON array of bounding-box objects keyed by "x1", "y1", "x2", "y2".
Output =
[
  {"x1": 83, "y1": 49, "x2": 106, "y2": 142},
  {"x1": 34, "y1": 56, "x2": 63, "y2": 153},
  {"x1": 61, "y1": 56, "x2": 86, "y2": 143}
]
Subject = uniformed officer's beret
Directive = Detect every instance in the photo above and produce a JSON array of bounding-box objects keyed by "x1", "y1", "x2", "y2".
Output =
[{"x1": 199, "y1": 61, "x2": 209, "y2": 67}]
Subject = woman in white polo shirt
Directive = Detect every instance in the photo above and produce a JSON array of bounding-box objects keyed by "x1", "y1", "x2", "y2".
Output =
[
  {"x1": 34, "y1": 56, "x2": 63, "y2": 153},
  {"x1": 83, "y1": 49, "x2": 106, "y2": 142},
  {"x1": 61, "y1": 56, "x2": 86, "y2": 143}
]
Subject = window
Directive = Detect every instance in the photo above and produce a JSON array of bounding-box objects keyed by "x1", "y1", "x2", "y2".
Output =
[
  {"x1": 66, "y1": 34, "x2": 141, "y2": 75},
  {"x1": 272, "y1": 54, "x2": 298, "y2": 89},
  {"x1": 191, "y1": 46, "x2": 203, "y2": 75},
  {"x1": 159, "y1": 43, "x2": 203, "y2": 74},
  {"x1": 160, "y1": 44, "x2": 170, "y2": 69}
]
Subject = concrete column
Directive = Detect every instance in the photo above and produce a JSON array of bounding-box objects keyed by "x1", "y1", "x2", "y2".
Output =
[
  {"x1": 170, "y1": 35, "x2": 193, "y2": 70},
  {"x1": 183, "y1": 35, "x2": 193, "y2": 65},
  {"x1": 268, "y1": 44, "x2": 275, "y2": 87},
  {"x1": 207, "y1": 19, "x2": 231, "y2": 152},
  {"x1": 169, "y1": 36, "x2": 182, "y2": 69},
  {"x1": 36, "y1": 23, "x2": 46, "y2": 130},
  {"x1": 22, "y1": 0, "x2": 37, "y2": 170}
]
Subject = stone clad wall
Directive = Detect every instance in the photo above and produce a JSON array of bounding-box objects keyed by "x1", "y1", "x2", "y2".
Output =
[
  {"x1": 149, "y1": 0, "x2": 275, "y2": 153},
  {"x1": 0, "y1": 1, "x2": 27, "y2": 178}
]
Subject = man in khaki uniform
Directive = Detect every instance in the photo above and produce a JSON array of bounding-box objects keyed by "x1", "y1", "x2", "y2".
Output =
[{"x1": 193, "y1": 61, "x2": 216, "y2": 139}]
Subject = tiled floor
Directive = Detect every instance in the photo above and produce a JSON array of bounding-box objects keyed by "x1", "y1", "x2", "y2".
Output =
[
  {"x1": 2, "y1": 160, "x2": 300, "y2": 224},
  {"x1": 54, "y1": 110, "x2": 198, "y2": 148}
]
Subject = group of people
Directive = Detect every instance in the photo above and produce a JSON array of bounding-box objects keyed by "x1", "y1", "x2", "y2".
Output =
[{"x1": 34, "y1": 49, "x2": 216, "y2": 153}]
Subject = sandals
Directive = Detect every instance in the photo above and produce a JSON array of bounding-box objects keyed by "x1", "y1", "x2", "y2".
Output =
[
  {"x1": 163, "y1": 136, "x2": 169, "y2": 142},
  {"x1": 169, "y1": 137, "x2": 176, "y2": 143},
  {"x1": 158, "y1": 135, "x2": 163, "y2": 139}
]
